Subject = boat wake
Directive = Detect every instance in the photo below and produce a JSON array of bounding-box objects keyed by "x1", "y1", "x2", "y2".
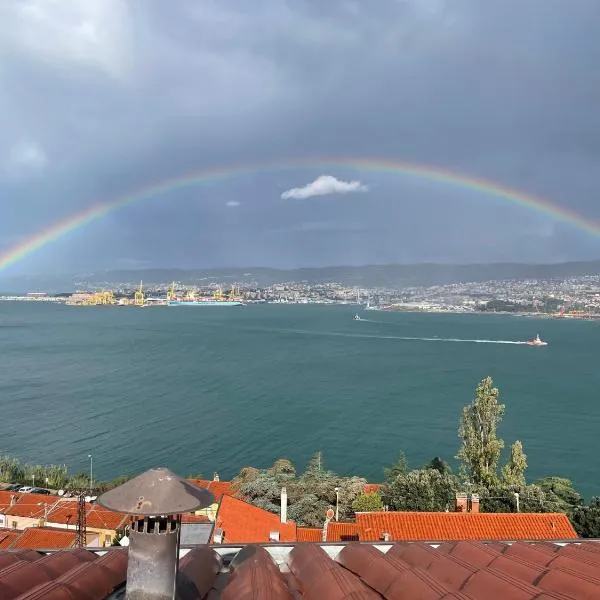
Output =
[{"x1": 271, "y1": 328, "x2": 528, "y2": 345}]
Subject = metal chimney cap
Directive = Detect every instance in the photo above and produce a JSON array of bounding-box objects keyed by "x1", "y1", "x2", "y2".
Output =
[{"x1": 97, "y1": 467, "x2": 215, "y2": 515}]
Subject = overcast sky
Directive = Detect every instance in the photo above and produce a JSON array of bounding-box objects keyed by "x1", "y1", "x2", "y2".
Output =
[{"x1": 1, "y1": 0, "x2": 600, "y2": 275}]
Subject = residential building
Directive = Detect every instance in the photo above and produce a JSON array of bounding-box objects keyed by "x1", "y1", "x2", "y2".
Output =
[
  {"x1": 0, "y1": 493, "x2": 60, "y2": 530},
  {"x1": 46, "y1": 500, "x2": 128, "y2": 547}
]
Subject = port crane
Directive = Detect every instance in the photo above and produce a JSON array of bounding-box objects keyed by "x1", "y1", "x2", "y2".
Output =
[
  {"x1": 167, "y1": 282, "x2": 177, "y2": 301},
  {"x1": 134, "y1": 281, "x2": 144, "y2": 306}
]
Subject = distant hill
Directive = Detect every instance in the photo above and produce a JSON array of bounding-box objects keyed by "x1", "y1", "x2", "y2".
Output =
[{"x1": 2, "y1": 261, "x2": 600, "y2": 293}]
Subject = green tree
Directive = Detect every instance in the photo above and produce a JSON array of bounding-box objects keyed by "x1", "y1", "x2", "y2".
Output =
[
  {"x1": 383, "y1": 452, "x2": 408, "y2": 484},
  {"x1": 456, "y1": 376, "x2": 505, "y2": 487},
  {"x1": 352, "y1": 492, "x2": 385, "y2": 513},
  {"x1": 571, "y1": 498, "x2": 600, "y2": 538},
  {"x1": 534, "y1": 477, "x2": 582, "y2": 513},
  {"x1": 478, "y1": 484, "x2": 559, "y2": 513},
  {"x1": 267, "y1": 458, "x2": 296, "y2": 479},
  {"x1": 66, "y1": 473, "x2": 91, "y2": 491},
  {"x1": 382, "y1": 468, "x2": 459, "y2": 512},
  {"x1": 425, "y1": 457, "x2": 452, "y2": 475},
  {"x1": 231, "y1": 466, "x2": 261, "y2": 495},
  {"x1": 95, "y1": 475, "x2": 133, "y2": 494},
  {"x1": 288, "y1": 494, "x2": 328, "y2": 527},
  {"x1": 501, "y1": 441, "x2": 527, "y2": 488},
  {"x1": 0, "y1": 456, "x2": 25, "y2": 484}
]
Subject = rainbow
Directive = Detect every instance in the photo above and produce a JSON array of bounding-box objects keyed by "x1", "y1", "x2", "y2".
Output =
[{"x1": 1, "y1": 157, "x2": 599, "y2": 273}]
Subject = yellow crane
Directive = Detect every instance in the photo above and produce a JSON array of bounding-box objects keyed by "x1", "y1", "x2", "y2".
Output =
[
  {"x1": 134, "y1": 281, "x2": 144, "y2": 306},
  {"x1": 167, "y1": 282, "x2": 177, "y2": 301}
]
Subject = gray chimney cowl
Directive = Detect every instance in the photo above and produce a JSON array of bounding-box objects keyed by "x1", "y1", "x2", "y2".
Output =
[{"x1": 97, "y1": 467, "x2": 214, "y2": 516}]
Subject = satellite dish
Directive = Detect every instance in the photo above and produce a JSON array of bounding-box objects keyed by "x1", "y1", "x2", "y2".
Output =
[
  {"x1": 119, "y1": 536, "x2": 130, "y2": 546},
  {"x1": 58, "y1": 490, "x2": 65, "y2": 496},
  {"x1": 326, "y1": 508, "x2": 334, "y2": 521},
  {"x1": 84, "y1": 496, "x2": 92, "y2": 503}
]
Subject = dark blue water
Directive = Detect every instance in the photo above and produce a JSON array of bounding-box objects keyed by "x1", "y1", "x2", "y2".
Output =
[{"x1": 0, "y1": 303, "x2": 598, "y2": 497}]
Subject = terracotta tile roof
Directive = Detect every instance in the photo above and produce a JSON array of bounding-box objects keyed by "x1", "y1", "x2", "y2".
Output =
[
  {"x1": 364, "y1": 483, "x2": 384, "y2": 494},
  {"x1": 355, "y1": 511, "x2": 578, "y2": 541},
  {"x1": 0, "y1": 547, "x2": 126, "y2": 599},
  {"x1": 326, "y1": 521, "x2": 362, "y2": 541},
  {"x1": 0, "y1": 491, "x2": 15, "y2": 512},
  {"x1": 46, "y1": 500, "x2": 127, "y2": 531},
  {"x1": 187, "y1": 478, "x2": 234, "y2": 500},
  {"x1": 181, "y1": 513, "x2": 211, "y2": 524},
  {"x1": 0, "y1": 528, "x2": 20, "y2": 549},
  {"x1": 4, "y1": 494, "x2": 60, "y2": 519},
  {"x1": 212, "y1": 495, "x2": 297, "y2": 543},
  {"x1": 296, "y1": 527, "x2": 321, "y2": 542},
  {"x1": 84, "y1": 504, "x2": 127, "y2": 531},
  {"x1": 3, "y1": 541, "x2": 600, "y2": 599},
  {"x1": 10, "y1": 527, "x2": 77, "y2": 549}
]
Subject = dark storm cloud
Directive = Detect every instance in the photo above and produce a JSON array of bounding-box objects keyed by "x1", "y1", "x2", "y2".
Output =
[{"x1": 1, "y1": 0, "x2": 600, "y2": 275}]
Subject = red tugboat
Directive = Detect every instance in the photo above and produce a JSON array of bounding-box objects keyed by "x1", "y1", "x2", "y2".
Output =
[{"x1": 526, "y1": 334, "x2": 548, "y2": 346}]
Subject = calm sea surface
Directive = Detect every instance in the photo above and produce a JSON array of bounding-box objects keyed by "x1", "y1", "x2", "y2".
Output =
[{"x1": 0, "y1": 302, "x2": 598, "y2": 497}]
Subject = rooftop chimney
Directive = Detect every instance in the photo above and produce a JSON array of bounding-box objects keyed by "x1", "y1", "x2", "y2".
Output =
[
  {"x1": 455, "y1": 492, "x2": 468, "y2": 512},
  {"x1": 469, "y1": 493, "x2": 480, "y2": 513},
  {"x1": 280, "y1": 487, "x2": 288, "y2": 524},
  {"x1": 98, "y1": 467, "x2": 214, "y2": 600},
  {"x1": 213, "y1": 473, "x2": 220, "y2": 482},
  {"x1": 9, "y1": 495, "x2": 16, "y2": 507},
  {"x1": 213, "y1": 527, "x2": 224, "y2": 544}
]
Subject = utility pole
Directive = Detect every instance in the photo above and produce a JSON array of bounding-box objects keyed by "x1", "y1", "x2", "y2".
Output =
[{"x1": 75, "y1": 492, "x2": 87, "y2": 548}]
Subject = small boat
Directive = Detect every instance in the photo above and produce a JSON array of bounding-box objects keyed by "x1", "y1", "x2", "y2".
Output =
[
  {"x1": 354, "y1": 314, "x2": 362, "y2": 321},
  {"x1": 526, "y1": 334, "x2": 548, "y2": 346}
]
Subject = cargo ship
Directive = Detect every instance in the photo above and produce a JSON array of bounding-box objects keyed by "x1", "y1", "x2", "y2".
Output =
[
  {"x1": 167, "y1": 299, "x2": 243, "y2": 307},
  {"x1": 166, "y1": 283, "x2": 244, "y2": 307}
]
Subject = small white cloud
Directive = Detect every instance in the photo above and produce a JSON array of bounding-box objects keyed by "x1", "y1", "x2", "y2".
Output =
[
  {"x1": 226, "y1": 200, "x2": 241, "y2": 207},
  {"x1": 281, "y1": 175, "x2": 368, "y2": 200},
  {"x1": 9, "y1": 140, "x2": 47, "y2": 170}
]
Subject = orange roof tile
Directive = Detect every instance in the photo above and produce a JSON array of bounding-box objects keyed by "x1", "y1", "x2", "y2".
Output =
[
  {"x1": 0, "y1": 490, "x2": 16, "y2": 512},
  {"x1": 363, "y1": 483, "x2": 384, "y2": 494},
  {"x1": 326, "y1": 522, "x2": 362, "y2": 541},
  {"x1": 11, "y1": 527, "x2": 77, "y2": 549},
  {"x1": 85, "y1": 504, "x2": 128, "y2": 530},
  {"x1": 355, "y1": 512, "x2": 578, "y2": 541},
  {"x1": 181, "y1": 513, "x2": 211, "y2": 524},
  {"x1": 0, "y1": 528, "x2": 20, "y2": 549},
  {"x1": 213, "y1": 495, "x2": 297, "y2": 544},
  {"x1": 297, "y1": 527, "x2": 322, "y2": 542},
  {"x1": 45, "y1": 500, "x2": 79, "y2": 527},
  {"x1": 188, "y1": 479, "x2": 234, "y2": 500},
  {"x1": 46, "y1": 500, "x2": 127, "y2": 531},
  {"x1": 5, "y1": 493, "x2": 60, "y2": 519}
]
